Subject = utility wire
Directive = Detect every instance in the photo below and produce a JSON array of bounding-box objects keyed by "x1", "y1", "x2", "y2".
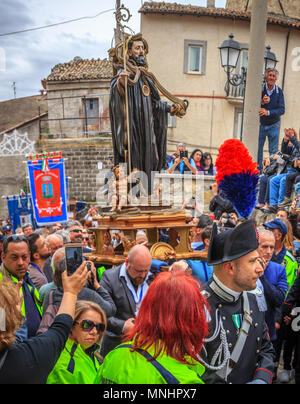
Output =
[{"x1": 0, "y1": 8, "x2": 115, "y2": 37}]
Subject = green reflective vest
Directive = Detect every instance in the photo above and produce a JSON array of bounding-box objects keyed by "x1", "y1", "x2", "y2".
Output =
[
  {"x1": 0, "y1": 268, "x2": 42, "y2": 318},
  {"x1": 95, "y1": 341, "x2": 205, "y2": 384},
  {"x1": 281, "y1": 250, "x2": 298, "y2": 288},
  {"x1": 96, "y1": 266, "x2": 106, "y2": 281},
  {"x1": 47, "y1": 339, "x2": 101, "y2": 384}
]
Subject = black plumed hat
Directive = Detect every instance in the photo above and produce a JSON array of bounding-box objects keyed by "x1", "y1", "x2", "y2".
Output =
[{"x1": 207, "y1": 219, "x2": 259, "y2": 265}]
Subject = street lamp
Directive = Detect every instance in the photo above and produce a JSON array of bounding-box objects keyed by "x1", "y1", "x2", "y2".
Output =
[
  {"x1": 219, "y1": 34, "x2": 246, "y2": 97},
  {"x1": 219, "y1": 33, "x2": 241, "y2": 72},
  {"x1": 264, "y1": 45, "x2": 278, "y2": 71}
]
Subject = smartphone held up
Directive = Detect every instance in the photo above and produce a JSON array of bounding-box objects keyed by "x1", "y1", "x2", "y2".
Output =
[{"x1": 65, "y1": 243, "x2": 83, "y2": 275}]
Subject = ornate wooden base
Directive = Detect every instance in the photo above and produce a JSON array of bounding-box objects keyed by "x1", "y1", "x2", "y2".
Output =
[{"x1": 88, "y1": 207, "x2": 208, "y2": 266}]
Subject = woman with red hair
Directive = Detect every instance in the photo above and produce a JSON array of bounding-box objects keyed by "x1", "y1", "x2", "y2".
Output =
[{"x1": 95, "y1": 271, "x2": 209, "y2": 384}]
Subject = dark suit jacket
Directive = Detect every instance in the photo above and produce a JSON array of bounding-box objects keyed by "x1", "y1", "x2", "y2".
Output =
[{"x1": 99, "y1": 264, "x2": 155, "y2": 357}]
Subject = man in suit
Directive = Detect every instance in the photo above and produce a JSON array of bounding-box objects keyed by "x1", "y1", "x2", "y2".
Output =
[{"x1": 100, "y1": 244, "x2": 154, "y2": 358}]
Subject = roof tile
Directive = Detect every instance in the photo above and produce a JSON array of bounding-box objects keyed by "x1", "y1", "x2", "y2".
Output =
[
  {"x1": 140, "y1": 2, "x2": 300, "y2": 29},
  {"x1": 46, "y1": 57, "x2": 113, "y2": 82}
]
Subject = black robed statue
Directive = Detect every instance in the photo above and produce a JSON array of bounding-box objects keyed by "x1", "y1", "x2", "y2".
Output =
[{"x1": 109, "y1": 33, "x2": 188, "y2": 192}]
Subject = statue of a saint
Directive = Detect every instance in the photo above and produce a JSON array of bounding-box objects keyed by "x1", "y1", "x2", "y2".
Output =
[{"x1": 109, "y1": 33, "x2": 188, "y2": 192}]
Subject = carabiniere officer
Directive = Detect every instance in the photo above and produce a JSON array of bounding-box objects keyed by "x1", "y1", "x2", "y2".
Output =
[{"x1": 199, "y1": 219, "x2": 275, "y2": 384}]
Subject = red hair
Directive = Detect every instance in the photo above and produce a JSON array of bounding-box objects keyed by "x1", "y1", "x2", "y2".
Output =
[{"x1": 124, "y1": 271, "x2": 209, "y2": 364}]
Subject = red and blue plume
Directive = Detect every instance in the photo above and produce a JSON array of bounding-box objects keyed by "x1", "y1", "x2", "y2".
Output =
[{"x1": 215, "y1": 139, "x2": 259, "y2": 219}]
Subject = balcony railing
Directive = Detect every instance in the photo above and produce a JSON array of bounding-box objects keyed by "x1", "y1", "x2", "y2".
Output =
[{"x1": 225, "y1": 81, "x2": 245, "y2": 98}]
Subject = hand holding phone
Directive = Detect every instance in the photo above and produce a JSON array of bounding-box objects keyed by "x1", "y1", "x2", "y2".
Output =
[
  {"x1": 180, "y1": 150, "x2": 188, "y2": 159},
  {"x1": 65, "y1": 243, "x2": 83, "y2": 276}
]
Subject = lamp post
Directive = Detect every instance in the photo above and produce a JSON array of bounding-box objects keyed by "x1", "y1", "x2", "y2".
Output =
[
  {"x1": 264, "y1": 45, "x2": 278, "y2": 71},
  {"x1": 219, "y1": 33, "x2": 241, "y2": 74},
  {"x1": 219, "y1": 34, "x2": 246, "y2": 141},
  {"x1": 219, "y1": 34, "x2": 278, "y2": 141}
]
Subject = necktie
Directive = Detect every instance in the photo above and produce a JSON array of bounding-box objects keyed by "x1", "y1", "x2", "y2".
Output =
[{"x1": 22, "y1": 273, "x2": 41, "y2": 337}]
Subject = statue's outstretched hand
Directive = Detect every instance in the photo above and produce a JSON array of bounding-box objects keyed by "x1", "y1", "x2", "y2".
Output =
[{"x1": 170, "y1": 101, "x2": 188, "y2": 118}]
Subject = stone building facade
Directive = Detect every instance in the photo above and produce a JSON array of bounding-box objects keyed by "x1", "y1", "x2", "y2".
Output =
[
  {"x1": 44, "y1": 57, "x2": 112, "y2": 138},
  {"x1": 40, "y1": 136, "x2": 113, "y2": 203},
  {"x1": 140, "y1": 1, "x2": 300, "y2": 159}
]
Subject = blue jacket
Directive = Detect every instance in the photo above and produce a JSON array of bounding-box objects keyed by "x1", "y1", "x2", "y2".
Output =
[
  {"x1": 260, "y1": 84, "x2": 285, "y2": 126},
  {"x1": 168, "y1": 158, "x2": 196, "y2": 174},
  {"x1": 186, "y1": 260, "x2": 213, "y2": 285},
  {"x1": 260, "y1": 261, "x2": 287, "y2": 341}
]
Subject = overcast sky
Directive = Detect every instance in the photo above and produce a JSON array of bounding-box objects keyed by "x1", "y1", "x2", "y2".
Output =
[{"x1": 0, "y1": 0, "x2": 226, "y2": 102}]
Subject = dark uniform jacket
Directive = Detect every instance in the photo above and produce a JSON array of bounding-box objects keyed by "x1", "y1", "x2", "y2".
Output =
[
  {"x1": 99, "y1": 264, "x2": 155, "y2": 358},
  {"x1": 200, "y1": 276, "x2": 275, "y2": 384}
]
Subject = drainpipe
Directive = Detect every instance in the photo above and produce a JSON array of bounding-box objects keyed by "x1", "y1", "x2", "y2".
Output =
[{"x1": 282, "y1": 28, "x2": 291, "y2": 91}]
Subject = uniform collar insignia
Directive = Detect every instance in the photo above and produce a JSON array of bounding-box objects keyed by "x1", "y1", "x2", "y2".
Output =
[{"x1": 210, "y1": 274, "x2": 241, "y2": 303}]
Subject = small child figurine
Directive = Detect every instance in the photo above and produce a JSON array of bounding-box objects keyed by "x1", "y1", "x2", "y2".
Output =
[{"x1": 110, "y1": 165, "x2": 128, "y2": 212}]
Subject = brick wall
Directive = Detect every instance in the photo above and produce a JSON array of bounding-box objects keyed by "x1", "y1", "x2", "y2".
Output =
[{"x1": 39, "y1": 136, "x2": 113, "y2": 203}]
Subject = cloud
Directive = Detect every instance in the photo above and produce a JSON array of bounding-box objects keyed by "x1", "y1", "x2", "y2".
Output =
[
  {"x1": 0, "y1": 0, "x2": 118, "y2": 100},
  {"x1": 0, "y1": 0, "x2": 34, "y2": 34},
  {"x1": 0, "y1": 0, "x2": 226, "y2": 101}
]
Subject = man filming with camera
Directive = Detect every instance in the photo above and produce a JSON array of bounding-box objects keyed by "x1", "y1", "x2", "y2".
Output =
[
  {"x1": 167, "y1": 142, "x2": 197, "y2": 175},
  {"x1": 260, "y1": 128, "x2": 299, "y2": 214}
]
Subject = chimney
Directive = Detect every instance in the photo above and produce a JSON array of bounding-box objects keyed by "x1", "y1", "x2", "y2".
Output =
[{"x1": 207, "y1": 0, "x2": 215, "y2": 8}]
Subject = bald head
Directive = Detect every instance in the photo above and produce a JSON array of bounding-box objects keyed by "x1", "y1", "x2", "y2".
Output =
[
  {"x1": 128, "y1": 244, "x2": 151, "y2": 264},
  {"x1": 126, "y1": 244, "x2": 152, "y2": 286}
]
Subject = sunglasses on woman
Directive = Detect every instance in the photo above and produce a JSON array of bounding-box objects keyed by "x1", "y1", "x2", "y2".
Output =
[{"x1": 75, "y1": 319, "x2": 105, "y2": 333}]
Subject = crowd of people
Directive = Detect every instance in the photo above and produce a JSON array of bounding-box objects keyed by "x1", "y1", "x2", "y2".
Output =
[
  {"x1": 0, "y1": 185, "x2": 300, "y2": 385},
  {"x1": 166, "y1": 142, "x2": 216, "y2": 176},
  {"x1": 256, "y1": 127, "x2": 300, "y2": 214},
  {"x1": 1, "y1": 63, "x2": 300, "y2": 384}
]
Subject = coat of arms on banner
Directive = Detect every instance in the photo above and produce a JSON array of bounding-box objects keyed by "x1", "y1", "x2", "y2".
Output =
[
  {"x1": 27, "y1": 152, "x2": 68, "y2": 225},
  {"x1": 6, "y1": 192, "x2": 34, "y2": 233}
]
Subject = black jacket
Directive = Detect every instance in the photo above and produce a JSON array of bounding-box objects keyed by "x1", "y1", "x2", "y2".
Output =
[
  {"x1": 0, "y1": 314, "x2": 73, "y2": 384},
  {"x1": 209, "y1": 194, "x2": 235, "y2": 220},
  {"x1": 282, "y1": 272, "x2": 300, "y2": 317},
  {"x1": 43, "y1": 285, "x2": 116, "y2": 320}
]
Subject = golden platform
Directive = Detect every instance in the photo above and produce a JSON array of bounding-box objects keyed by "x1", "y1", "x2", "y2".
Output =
[{"x1": 88, "y1": 207, "x2": 207, "y2": 267}]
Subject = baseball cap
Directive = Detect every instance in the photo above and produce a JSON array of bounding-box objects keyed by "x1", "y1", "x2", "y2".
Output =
[
  {"x1": 263, "y1": 218, "x2": 287, "y2": 237},
  {"x1": 3, "y1": 225, "x2": 12, "y2": 233}
]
